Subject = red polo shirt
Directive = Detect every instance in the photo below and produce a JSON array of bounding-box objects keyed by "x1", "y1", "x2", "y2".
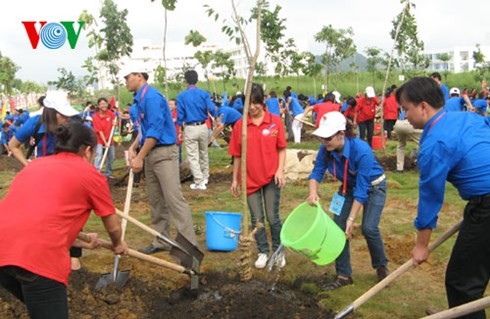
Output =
[
  {"x1": 356, "y1": 96, "x2": 378, "y2": 122},
  {"x1": 93, "y1": 110, "x2": 116, "y2": 145},
  {"x1": 228, "y1": 110, "x2": 287, "y2": 195},
  {"x1": 344, "y1": 106, "x2": 357, "y2": 121},
  {"x1": 0, "y1": 153, "x2": 115, "y2": 286},
  {"x1": 383, "y1": 94, "x2": 399, "y2": 120},
  {"x1": 313, "y1": 102, "x2": 341, "y2": 127}
]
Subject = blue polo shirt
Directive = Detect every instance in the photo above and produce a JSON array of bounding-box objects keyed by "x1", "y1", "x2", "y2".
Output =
[
  {"x1": 266, "y1": 98, "x2": 281, "y2": 116},
  {"x1": 15, "y1": 115, "x2": 56, "y2": 157},
  {"x1": 308, "y1": 96, "x2": 318, "y2": 106},
  {"x1": 472, "y1": 99, "x2": 488, "y2": 113},
  {"x1": 441, "y1": 84, "x2": 449, "y2": 101},
  {"x1": 444, "y1": 96, "x2": 465, "y2": 112},
  {"x1": 288, "y1": 97, "x2": 304, "y2": 117},
  {"x1": 309, "y1": 138, "x2": 385, "y2": 204},
  {"x1": 216, "y1": 106, "x2": 242, "y2": 125},
  {"x1": 14, "y1": 111, "x2": 30, "y2": 127},
  {"x1": 135, "y1": 84, "x2": 176, "y2": 146},
  {"x1": 416, "y1": 110, "x2": 490, "y2": 230},
  {"x1": 1, "y1": 126, "x2": 16, "y2": 145},
  {"x1": 176, "y1": 85, "x2": 216, "y2": 126},
  {"x1": 232, "y1": 97, "x2": 243, "y2": 112}
]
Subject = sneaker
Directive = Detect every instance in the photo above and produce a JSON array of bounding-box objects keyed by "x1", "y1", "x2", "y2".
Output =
[
  {"x1": 255, "y1": 253, "x2": 269, "y2": 269},
  {"x1": 203, "y1": 179, "x2": 209, "y2": 185},
  {"x1": 276, "y1": 252, "x2": 286, "y2": 268},
  {"x1": 376, "y1": 266, "x2": 389, "y2": 281},
  {"x1": 322, "y1": 275, "x2": 353, "y2": 291},
  {"x1": 190, "y1": 182, "x2": 207, "y2": 190}
]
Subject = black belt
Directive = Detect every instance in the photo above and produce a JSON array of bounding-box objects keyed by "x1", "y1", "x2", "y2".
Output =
[
  {"x1": 152, "y1": 144, "x2": 172, "y2": 149},
  {"x1": 186, "y1": 121, "x2": 205, "y2": 126},
  {"x1": 469, "y1": 194, "x2": 490, "y2": 205}
]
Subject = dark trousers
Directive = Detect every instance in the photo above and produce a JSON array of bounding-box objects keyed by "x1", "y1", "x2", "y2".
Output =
[
  {"x1": 445, "y1": 196, "x2": 490, "y2": 319},
  {"x1": 284, "y1": 112, "x2": 294, "y2": 142},
  {"x1": 0, "y1": 266, "x2": 68, "y2": 319},
  {"x1": 359, "y1": 120, "x2": 374, "y2": 147},
  {"x1": 69, "y1": 247, "x2": 81, "y2": 258},
  {"x1": 383, "y1": 119, "x2": 396, "y2": 139}
]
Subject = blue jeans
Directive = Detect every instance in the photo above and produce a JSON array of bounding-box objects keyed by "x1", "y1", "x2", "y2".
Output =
[
  {"x1": 247, "y1": 180, "x2": 282, "y2": 255},
  {"x1": 334, "y1": 180, "x2": 388, "y2": 277},
  {"x1": 94, "y1": 144, "x2": 115, "y2": 176},
  {"x1": 0, "y1": 266, "x2": 68, "y2": 319}
]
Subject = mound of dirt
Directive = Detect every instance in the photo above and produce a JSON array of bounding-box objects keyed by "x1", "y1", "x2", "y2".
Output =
[{"x1": 0, "y1": 270, "x2": 332, "y2": 319}]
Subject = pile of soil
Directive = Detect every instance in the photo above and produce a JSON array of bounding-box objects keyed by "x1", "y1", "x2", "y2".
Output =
[{"x1": 0, "y1": 270, "x2": 332, "y2": 319}]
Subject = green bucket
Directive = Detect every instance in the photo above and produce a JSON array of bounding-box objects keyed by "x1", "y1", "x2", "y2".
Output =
[{"x1": 280, "y1": 202, "x2": 346, "y2": 265}]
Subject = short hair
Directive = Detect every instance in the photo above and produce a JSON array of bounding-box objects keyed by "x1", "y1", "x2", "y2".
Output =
[
  {"x1": 269, "y1": 91, "x2": 277, "y2": 98},
  {"x1": 184, "y1": 70, "x2": 198, "y2": 85},
  {"x1": 97, "y1": 97, "x2": 109, "y2": 105},
  {"x1": 324, "y1": 93, "x2": 335, "y2": 103},
  {"x1": 346, "y1": 97, "x2": 357, "y2": 107},
  {"x1": 430, "y1": 72, "x2": 442, "y2": 81},
  {"x1": 86, "y1": 101, "x2": 93, "y2": 106},
  {"x1": 396, "y1": 77, "x2": 445, "y2": 110},
  {"x1": 2, "y1": 123, "x2": 9, "y2": 129},
  {"x1": 251, "y1": 83, "x2": 266, "y2": 106}
]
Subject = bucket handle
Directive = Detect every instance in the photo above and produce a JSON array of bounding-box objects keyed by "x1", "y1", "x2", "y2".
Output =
[{"x1": 209, "y1": 213, "x2": 242, "y2": 235}]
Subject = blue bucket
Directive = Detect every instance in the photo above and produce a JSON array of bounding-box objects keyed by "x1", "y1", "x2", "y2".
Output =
[{"x1": 205, "y1": 212, "x2": 243, "y2": 251}]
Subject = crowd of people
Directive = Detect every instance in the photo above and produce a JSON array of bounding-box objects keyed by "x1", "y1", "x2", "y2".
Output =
[{"x1": 1, "y1": 71, "x2": 490, "y2": 318}]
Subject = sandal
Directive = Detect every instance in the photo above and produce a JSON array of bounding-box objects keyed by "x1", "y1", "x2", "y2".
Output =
[{"x1": 322, "y1": 275, "x2": 353, "y2": 291}]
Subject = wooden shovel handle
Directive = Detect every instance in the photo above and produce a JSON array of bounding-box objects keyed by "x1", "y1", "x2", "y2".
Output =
[
  {"x1": 99, "y1": 125, "x2": 116, "y2": 172},
  {"x1": 335, "y1": 220, "x2": 462, "y2": 319},
  {"x1": 116, "y1": 209, "x2": 161, "y2": 238},
  {"x1": 421, "y1": 295, "x2": 490, "y2": 319},
  {"x1": 77, "y1": 232, "x2": 188, "y2": 274}
]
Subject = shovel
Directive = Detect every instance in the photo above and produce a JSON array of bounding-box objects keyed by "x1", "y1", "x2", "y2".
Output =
[
  {"x1": 421, "y1": 295, "x2": 490, "y2": 319},
  {"x1": 115, "y1": 209, "x2": 204, "y2": 290},
  {"x1": 95, "y1": 170, "x2": 134, "y2": 289},
  {"x1": 334, "y1": 220, "x2": 462, "y2": 319},
  {"x1": 98, "y1": 125, "x2": 116, "y2": 172}
]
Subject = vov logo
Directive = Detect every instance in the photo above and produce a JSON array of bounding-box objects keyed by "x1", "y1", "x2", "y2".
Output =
[{"x1": 22, "y1": 21, "x2": 85, "y2": 49}]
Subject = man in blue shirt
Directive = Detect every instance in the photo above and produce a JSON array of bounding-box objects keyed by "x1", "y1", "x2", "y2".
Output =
[
  {"x1": 430, "y1": 72, "x2": 449, "y2": 101},
  {"x1": 265, "y1": 91, "x2": 282, "y2": 116},
  {"x1": 471, "y1": 92, "x2": 488, "y2": 116},
  {"x1": 1, "y1": 123, "x2": 16, "y2": 155},
  {"x1": 14, "y1": 109, "x2": 30, "y2": 127},
  {"x1": 177, "y1": 70, "x2": 216, "y2": 191},
  {"x1": 396, "y1": 76, "x2": 490, "y2": 318},
  {"x1": 444, "y1": 87, "x2": 473, "y2": 112},
  {"x1": 285, "y1": 91, "x2": 304, "y2": 143},
  {"x1": 125, "y1": 71, "x2": 197, "y2": 254}
]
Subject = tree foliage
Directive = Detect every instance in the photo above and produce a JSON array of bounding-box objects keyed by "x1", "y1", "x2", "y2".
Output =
[
  {"x1": 365, "y1": 47, "x2": 386, "y2": 87},
  {"x1": 0, "y1": 53, "x2": 20, "y2": 94},
  {"x1": 314, "y1": 25, "x2": 356, "y2": 88},
  {"x1": 185, "y1": 30, "x2": 207, "y2": 47},
  {"x1": 390, "y1": 1, "x2": 428, "y2": 74},
  {"x1": 48, "y1": 68, "x2": 77, "y2": 95},
  {"x1": 473, "y1": 44, "x2": 489, "y2": 82}
]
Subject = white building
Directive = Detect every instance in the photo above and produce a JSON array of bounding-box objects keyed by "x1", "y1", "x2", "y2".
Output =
[
  {"x1": 425, "y1": 45, "x2": 490, "y2": 73},
  {"x1": 97, "y1": 39, "x2": 275, "y2": 89}
]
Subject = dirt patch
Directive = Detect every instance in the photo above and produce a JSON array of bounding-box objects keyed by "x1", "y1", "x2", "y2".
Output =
[
  {"x1": 0, "y1": 156, "x2": 23, "y2": 173},
  {"x1": 0, "y1": 269, "x2": 332, "y2": 319},
  {"x1": 375, "y1": 154, "x2": 417, "y2": 172},
  {"x1": 383, "y1": 233, "x2": 415, "y2": 264}
]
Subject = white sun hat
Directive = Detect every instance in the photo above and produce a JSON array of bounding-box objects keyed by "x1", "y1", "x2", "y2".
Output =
[{"x1": 312, "y1": 111, "x2": 346, "y2": 138}]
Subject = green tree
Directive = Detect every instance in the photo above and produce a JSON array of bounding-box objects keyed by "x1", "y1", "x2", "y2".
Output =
[
  {"x1": 18, "y1": 81, "x2": 45, "y2": 94},
  {"x1": 390, "y1": 1, "x2": 426, "y2": 75},
  {"x1": 314, "y1": 25, "x2": 356, "y2": 89},
  {"x1": 473, "y1": 44, "x2": 489, "y2": 82},
  {"x1": 365, "y1": 47, "x2": 385, "y2": 89},
  {"x1": 437, "y1": 52, "x2": 452, "y2": 84},
  {"x1": 302, "y1": 52, "x2": 323, "y2": 96},
  {"x1": 79, "y1": 10, "x2": 102, "y2": 87},
  {"x1": 185, "y1": 30, "x2": 207, "y2": 47},
  {"x1": 48, "y1": 68, "x2": 77, "y2": 96},
  {"x1": 212, "y1": 50, "x2": 236, "y2": 91},
  {"x1": 194, "y1": 50, "x2": 214, "y2": 90},
  {"x1": 0, "y1": 53, "x2": 20, "y2": 95},
  {"x1": 97, "y1": 0, "x2": 133, "y2": 88}
]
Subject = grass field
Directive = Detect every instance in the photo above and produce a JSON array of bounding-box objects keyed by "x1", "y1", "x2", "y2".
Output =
[{"x1": 0, "y1": 135, "x2": 487, "y2": 318}]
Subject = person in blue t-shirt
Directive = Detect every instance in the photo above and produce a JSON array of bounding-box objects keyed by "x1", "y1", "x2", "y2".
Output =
[
  {"x1": 14, "y1": 109, "x2": 30, "y2": 127},
  {"x1": 444, "y1": 87, "x2": 473, "y2": 112},
  {"x1": 1, "y1": 123, "x2": 16, "y2": 155},
  {"x1": 430, "y1": 72, "x2": 449, "y2": 101},
  {"x1": 470, "y1": 92, "x2": 488, "y2": 116},
  {"x1": 397, "y1": 77, "x2": 490, "y2": 317},
  {"x1": 125, "y1": 71, "x2": 197, "y2": 254},
  {"x1": 232, "y1": 92, "x2": 244, "y2": 113},
  {"x1": 307, "y1": 111, "x2": 389, "y2": 290},
  {"x1": 284, "y1": 90, "x2": 304, "y2": 143},
  {"x1": 265, "y1": 91, "x2": 282, "y2": 116}
]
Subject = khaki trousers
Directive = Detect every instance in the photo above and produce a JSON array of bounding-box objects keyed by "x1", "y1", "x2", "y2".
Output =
[
  {"x1": 145, "y1": 145, "x2": 197, "y2": 247},
  {"x1": 184, "y1": 124, "x2": 209, "y2": 184},
  {"x1": 394, "y1": 120, "x2": 422, "y2": 171}
]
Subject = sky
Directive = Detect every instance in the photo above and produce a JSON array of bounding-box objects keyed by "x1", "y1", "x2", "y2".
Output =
[{"x1": 2, "y1": 0, "x2": 489, "y2": 84}]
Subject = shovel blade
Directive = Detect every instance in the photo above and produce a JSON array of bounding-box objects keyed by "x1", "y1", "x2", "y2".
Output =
[
  {"x1": 95, "y1": 270, "x2": 130, "y2": 289},
  {"x1": 170, "y1": 233, "x2": 204, "y2": 274}
]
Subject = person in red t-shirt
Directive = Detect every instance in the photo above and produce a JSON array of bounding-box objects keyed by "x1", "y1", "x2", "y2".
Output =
[
  {"x1": 343, "y1": 97, "x2": 358, "y2": 127},
  {"x1": 304, "y1": 93, "x2": 341, "y2": 127},
  {"x1": 0, "y1": 122, "x2": 127, "y2": 318},
  {"x1": 169, "y1": 98, "x2": 184, "y2": 164},
  {"x1": 229, "y1": 83, "x2": 287, "y2": 270},
  {"x1": 93, "y1": 97, "x2": 117, "y2": 177},
  {"x1": 382, "y1": 85, "x2": 399, "y2": 139},
  {"x1": 356, "y1": 86, "x2": 380, "y2": 147}
]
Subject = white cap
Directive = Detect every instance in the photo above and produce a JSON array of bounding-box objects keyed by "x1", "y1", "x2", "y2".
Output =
[
  {"x1": 365, "y1": 86, "x2": 376, "y2": 98},
  {"x1": 43, "y1": 91, "x2": 79, "y2": 117},
  {"x1": 312, "y1": 111, "x2": 346, "y2": 138},
  {"x1": 85, "y1": 116, "x2": 93, "y2": 121},
  {"x1": 332, "y1": 91, "x2": 341, "y2": 103},
  {"x1": 236, "y1": 91, "x2": 242, "y2": 95},
  {"x1": 450, "y1": 87, "x2": 460, "y2": 96}
]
